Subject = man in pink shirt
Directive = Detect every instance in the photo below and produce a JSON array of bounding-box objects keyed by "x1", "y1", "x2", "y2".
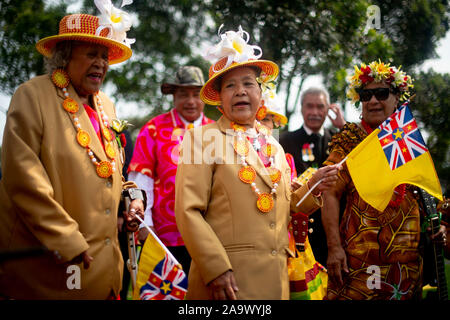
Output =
[{"x1": 128, "y1": 66, "x2": 214, "y2": 275}]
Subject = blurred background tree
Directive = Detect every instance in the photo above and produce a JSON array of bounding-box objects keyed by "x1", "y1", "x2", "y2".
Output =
[{"x1": 0, "y1": 0, "x2": 449, "y2": 193}]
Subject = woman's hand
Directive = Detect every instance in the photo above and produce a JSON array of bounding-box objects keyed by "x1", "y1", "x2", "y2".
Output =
[
  {"x1": 308, "y1": 164, "x2": 341, "y2": 195},
  {"x1": 207, "y1": 270, "x2": 239, "y2": 300},
  {"x1": 123, "y1": 199, "x2": 145, "y2": 232},
  {"x1": 69, "y1": 250, "x2": 94, "y2": 269},
  {"x1": 327, "y1": 245, "x2": 349, "y2": 287}
]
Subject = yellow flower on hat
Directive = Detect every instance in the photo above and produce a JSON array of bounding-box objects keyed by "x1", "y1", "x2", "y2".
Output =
[{"x1": 95, "y1": 0, "x2": 135, "y2": 47}]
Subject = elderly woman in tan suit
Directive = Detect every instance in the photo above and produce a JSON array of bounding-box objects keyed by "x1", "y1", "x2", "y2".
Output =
[
  {"x1": 174, "y1": 26, "x2": 340, "y2": 300},
  {"x1": 0, "y1": 1, "x2": 145, "y2": 299}
]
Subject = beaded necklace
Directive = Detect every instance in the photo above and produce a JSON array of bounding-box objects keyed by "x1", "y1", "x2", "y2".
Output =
[
  {"x1": 51, "y1": 69, "x2": 116, "y2": 179},
  {"x1": 232, "y1": 121, "x2": 282, "y2": 213}
]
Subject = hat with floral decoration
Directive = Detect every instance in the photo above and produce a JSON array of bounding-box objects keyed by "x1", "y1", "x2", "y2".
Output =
[
  {"x1": 36, "y1": 0, "x2": 135, "y2": 65},
  {"x1": 259, "y1": 76, "x2": 287, "y2": 127},
  {"x1": 200, "y1": 25, "x2": 279, "y2": 106}
]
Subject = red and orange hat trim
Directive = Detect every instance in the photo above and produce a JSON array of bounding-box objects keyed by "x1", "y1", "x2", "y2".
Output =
[
  {"x1": 36, "y1": 14, "x2": 132, "y2": 65},
  {"x1": 200, "y1": 56, "x2": 279, "y2": 106}
]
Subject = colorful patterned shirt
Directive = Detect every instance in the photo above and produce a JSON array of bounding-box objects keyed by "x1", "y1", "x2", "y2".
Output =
[{"x1": 128, "y1": 109, "x2": 214, "y2": 246}]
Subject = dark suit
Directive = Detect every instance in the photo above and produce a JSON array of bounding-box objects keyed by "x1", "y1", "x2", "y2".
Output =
[{"x1": 280, "y1": 125, "x2": 337, "y2": 266}]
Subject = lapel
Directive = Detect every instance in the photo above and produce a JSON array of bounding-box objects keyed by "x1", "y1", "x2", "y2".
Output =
[
  {"x1": 217, "y1": 116, "x2": 274, "y2": 189},
  {"x1": 56, "y1": 85, "x2": 107, "y2": 164}
]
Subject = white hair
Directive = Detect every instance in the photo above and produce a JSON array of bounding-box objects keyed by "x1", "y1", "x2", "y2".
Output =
[{"x1": 300, "y1": 87, "x2": 330, "y2": 107}]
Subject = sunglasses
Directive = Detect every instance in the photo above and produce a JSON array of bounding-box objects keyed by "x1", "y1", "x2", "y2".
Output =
[{"x1": 358, "y1": 88, "x2": 392, "y2": 102}]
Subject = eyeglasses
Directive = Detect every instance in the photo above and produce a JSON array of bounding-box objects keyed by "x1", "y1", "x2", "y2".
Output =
[{"x1": 358, "y1": 88, "x2": 392, "y2": 102}]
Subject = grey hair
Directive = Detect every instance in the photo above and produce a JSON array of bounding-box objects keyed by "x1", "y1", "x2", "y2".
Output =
[
  {"x1": 300, "y1": 87, "x2": 330, "y2": 107},
  {"x1": 44, "y1": 40, "x2": 74, "y2": 74}
]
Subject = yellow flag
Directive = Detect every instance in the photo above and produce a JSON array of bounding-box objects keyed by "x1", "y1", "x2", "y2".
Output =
[
  {"x1": 346, "y1": 103, "x2": 442, "y2": 212},
  {"x1": 132, "y1": 232, "x2": 187, "y2": 300}
]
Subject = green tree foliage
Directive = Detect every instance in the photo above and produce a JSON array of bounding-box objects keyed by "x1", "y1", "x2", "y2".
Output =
[
  {"x1": 411, "y1": 71, "x2": 450, "y2": 195},
  {"x1": 0, "y1": 0, "x2": 67, "y2": 94},
  {"x1": 206, "y1": 0, "x2": 380, "y2": 118},
  {"x1": 321, "y1": 0, "x2": 449, "y2": 107}
]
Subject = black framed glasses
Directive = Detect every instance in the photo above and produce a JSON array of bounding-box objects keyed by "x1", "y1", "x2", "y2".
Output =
[{"x1": 358, "y1": 88, "x2": 392, "y2": 102}]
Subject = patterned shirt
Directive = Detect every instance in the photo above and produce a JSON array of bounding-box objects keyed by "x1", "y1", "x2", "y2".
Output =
[{"x1": 128, "y1": 109, "x2": 214, "y2": 246}]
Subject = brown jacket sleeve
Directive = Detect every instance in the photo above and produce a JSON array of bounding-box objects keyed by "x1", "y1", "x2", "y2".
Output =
[{"x1": 1, "y1": 80, "x2": 89, "y2": 262}]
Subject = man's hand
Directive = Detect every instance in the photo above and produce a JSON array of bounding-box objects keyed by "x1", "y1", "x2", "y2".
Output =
[
  {"x1": 429, "y1": 224, "x2": 447, "y2": 245},
  {"x1": 207, "y1": 270, "x2": 239, "y2": 300},
  {"x1": 328, "y1": 104, "x2": 346, "y2": 129}
]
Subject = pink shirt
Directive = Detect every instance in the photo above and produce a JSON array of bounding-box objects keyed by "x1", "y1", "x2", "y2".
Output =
[{"x1": 128, "y1": 109, "x2": 214, "y2": 246}]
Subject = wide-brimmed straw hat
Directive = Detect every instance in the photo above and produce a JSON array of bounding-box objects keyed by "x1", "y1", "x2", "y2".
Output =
[
  {"x1": 36, "y1": 1, "x2": 135, "y2": 65},
  {"x1": 160, "y1": 66, "x2": 205, "y2": 95},
  {"x1": 261, "y1": 85, "x2": 288, "y2": 127},
  {"x1": 200, "y1": 26, "x2": 279, "y2": 106}
]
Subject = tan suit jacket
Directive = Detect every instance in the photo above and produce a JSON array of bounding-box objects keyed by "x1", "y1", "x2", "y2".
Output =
[
  {"x1": 0, "y1": 75, "x2": 132, "y2": 299},
  {"x1": 175, "y1": 116, "x2": 321, "y2": 300}
]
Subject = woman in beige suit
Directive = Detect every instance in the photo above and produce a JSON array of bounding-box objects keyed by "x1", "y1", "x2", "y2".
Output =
[
  {"x1": 174, "y1": 26, "x2": 340, "y2": 300},
  {"x1": 0, "y1": 2, "x2": 145, "y2": 299}
]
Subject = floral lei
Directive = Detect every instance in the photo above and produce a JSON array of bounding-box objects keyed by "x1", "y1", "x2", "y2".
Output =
[{"x1": 347, "y1": 60, "x2": 414, "y2": 107}]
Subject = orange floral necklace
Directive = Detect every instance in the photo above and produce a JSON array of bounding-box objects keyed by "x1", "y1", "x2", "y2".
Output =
[
  {"x1": 51, "y1": 69, "x2": 116, "y2": 179},
  {"x1": 232, "y1": 121, "x2": 282, "y2": 213}
]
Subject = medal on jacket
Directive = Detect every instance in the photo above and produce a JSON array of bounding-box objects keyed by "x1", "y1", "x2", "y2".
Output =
[{"x1": 302, "y1": 143, "x2": 315, "y2": 162}]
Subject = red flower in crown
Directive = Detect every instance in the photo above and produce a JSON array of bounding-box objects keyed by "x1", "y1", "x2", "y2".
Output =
[
  {"x1": 359, "y1": 66, "x2": 374, "y2": 84},
  {"x1": 120, "y1": 133, "x2": 127, "y2": 148},
  {"x1": 385, "y1": 68, "x2": 396, "y2": 85}
]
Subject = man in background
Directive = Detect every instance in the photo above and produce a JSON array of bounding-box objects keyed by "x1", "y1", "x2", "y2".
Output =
[
  {"x1": 280, "y1": 87, "x2": 345, "y2": 266},
  {"x1": 127, "y1": 66, "x2": 214, "y2": 276}
]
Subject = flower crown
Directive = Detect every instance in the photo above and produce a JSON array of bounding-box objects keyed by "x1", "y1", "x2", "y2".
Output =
[
  {"x1": 347, "y1": 60, "x2": 414, "y2": 106},
  {"x1": 95, "y1": 0, "x2": 135, "y2": 47}
]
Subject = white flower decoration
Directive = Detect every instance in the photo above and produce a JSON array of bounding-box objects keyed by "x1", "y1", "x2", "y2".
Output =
[
  {"x1": 95, "y1": 0, "x2": 135, "y2": 47},
  {"x1": 262, "y1": 88, "x2": 282, "y2": 114},
  {"x1": 205, "y1": 25, "x2": 262, "y2": 72}
]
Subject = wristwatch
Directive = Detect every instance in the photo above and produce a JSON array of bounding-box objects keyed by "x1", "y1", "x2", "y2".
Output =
[{"x1": 121, "y1": 188, "x2": 147, "y2": 211}]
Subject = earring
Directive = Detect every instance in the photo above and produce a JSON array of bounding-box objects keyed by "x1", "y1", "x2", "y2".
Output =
[
  {"x1": 359, "y1": 113, "x2": 363, "y2": 120},
  {"x1": 256, "y1": 101, "x2": 268, "y2": 121}
]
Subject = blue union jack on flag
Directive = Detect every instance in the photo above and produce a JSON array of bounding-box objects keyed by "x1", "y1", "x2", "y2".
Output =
[
  {"x1": 377, "y1": 102, "x2": 428, "y2": 171},
  {"x1": 139, "y1": 253, "x2": 188, "y2": 300}
]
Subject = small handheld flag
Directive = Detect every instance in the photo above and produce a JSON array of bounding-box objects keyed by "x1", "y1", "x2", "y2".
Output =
[
  {"x1": 132, "y1": 216, "x2": 188, "y2": 300},
  {"x1": 345, "y1": 101, "x2": 442, "y2": 211}
]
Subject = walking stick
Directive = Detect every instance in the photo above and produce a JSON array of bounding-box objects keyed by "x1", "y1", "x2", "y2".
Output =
[{"x1": 123, "y1": 196, "x2": 138, "y2": 292}]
